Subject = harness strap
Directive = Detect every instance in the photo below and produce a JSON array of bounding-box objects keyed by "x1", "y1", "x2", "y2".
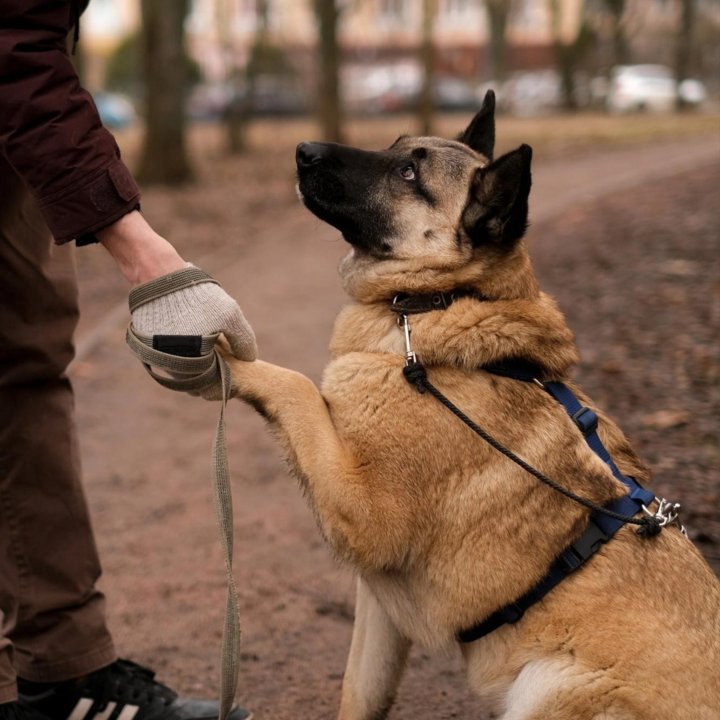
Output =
[
  {"x1": 127, "y1": 272, "x2": 239, "y2": 720},
  {"x1": 457, "y1": 374, "x2": 655, "y2": 644}
]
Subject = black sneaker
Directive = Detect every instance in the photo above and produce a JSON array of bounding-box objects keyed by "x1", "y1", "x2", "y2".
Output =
[
  {"x1": 17, "y1": 659, "x2": 252, "y2": 720},
  {"x1": 0, "y1": 703, "x2": 28, "y2": 720}
]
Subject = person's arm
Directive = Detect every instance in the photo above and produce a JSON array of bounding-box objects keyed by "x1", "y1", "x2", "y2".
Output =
[
  {"x1": 0, "y1": 1, "x2": 257, "y2": 364},
  {"x1": 0, "y1": 0, "x2": 140, "y2": 245},
  {"x1": 96, "y1": 211, "x2": 186, "y2": 285}
]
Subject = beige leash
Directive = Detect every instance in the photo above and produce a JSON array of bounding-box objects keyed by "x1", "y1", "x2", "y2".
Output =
[{"x1": 127, "y1": 269, "x2": 239, "y2": 720}]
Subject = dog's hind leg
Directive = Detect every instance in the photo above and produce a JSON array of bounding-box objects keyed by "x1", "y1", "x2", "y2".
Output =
[{"x1": 338, "y1": 578, "x2": 411, "y2": 720}]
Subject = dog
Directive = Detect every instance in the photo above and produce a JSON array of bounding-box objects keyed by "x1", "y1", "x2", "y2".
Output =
[{"x1": 220, "y1": 91, "x2": 720, "y2": 719}]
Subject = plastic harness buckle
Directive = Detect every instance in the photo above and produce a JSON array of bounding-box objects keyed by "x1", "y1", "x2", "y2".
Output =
[
  {"x1": 571, "y1": 406, "x2": 599, "y2": 435},
  {"x1": 561, "y1": 519, "x2": 610, "y2": 571}
]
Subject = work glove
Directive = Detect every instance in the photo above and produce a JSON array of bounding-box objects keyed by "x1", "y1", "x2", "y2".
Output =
[{"x1": 127, "y1": 265, "x2": 256, "y2": 397}]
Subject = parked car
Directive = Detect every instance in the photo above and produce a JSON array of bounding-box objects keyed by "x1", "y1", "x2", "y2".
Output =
[
  {"x1": 344, "y1": 62, "x2": 422, "y2": 115},
  {"x1": 495, "y1": 70, "x2": 563, "y2": 116},
  {"x1": 187, "y1": 76, "x2": 309, "y2": 121},
  {"x1": 186, "y1": 83, "x2": 233, "y2": 121},
  {"x1": 344, "y1": 64, "x2": 482, "y2": 115},
  {"x1": 248, "y1": 75, "x2": 310, "y2": 117},
  {"x1": 606, "y1": 65, "x2": 707, "y2": 113},
  {"x1": 433, "y1": 77, "x2": 478, "y2": 111},
  {"x1": 93, "y1": 91, "x2": 136, "y2": 129}
]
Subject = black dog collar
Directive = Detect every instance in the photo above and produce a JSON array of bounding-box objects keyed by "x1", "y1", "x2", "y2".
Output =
[{"x1": 390, "y1": 288, "x2": 484, "y2": 315}]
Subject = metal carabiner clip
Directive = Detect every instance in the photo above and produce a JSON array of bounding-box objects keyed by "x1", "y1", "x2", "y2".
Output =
[
  {"x1": 642, "y1": 496, "x2": 688, "y2": 537},
  {"x1": 398, "y1": 312, "x2": 417, "y2": 366}
]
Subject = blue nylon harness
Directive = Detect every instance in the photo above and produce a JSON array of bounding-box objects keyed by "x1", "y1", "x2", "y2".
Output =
[
  {"x1": 390, "y1": 294, "x2": 672, "y2": 645},
  {"x1": 456, "y1": 372, "x2": 656, "y2": 644}
]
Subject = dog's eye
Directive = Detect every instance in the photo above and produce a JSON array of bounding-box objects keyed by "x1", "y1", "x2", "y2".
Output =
[{"x1": 399, "y1": 165, "x2": 416, "y2": 181}]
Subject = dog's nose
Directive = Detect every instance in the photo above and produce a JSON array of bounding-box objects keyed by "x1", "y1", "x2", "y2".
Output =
[{"x1": 296, "y1": 142, "x2": 328, "y2": 168}]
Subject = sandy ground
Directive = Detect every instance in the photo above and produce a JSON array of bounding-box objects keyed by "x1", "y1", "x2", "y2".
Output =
[{"x1": 67, "y1": 126, "x2": 719, "y2": 718}]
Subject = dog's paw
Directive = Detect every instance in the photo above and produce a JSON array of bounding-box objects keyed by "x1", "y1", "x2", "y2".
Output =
[{"x1": 187, "y1": 334, "x2": 257, "y2": 402}]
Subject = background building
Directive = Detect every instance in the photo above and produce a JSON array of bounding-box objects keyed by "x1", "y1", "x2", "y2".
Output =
[{"x1": 79, "y1": 0, "x2": 719, "y2": 108}]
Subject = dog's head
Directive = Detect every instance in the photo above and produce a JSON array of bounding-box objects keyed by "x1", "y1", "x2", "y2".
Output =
[{"x1": 296, "y1": 91, "x2": 536, "y2": 301}]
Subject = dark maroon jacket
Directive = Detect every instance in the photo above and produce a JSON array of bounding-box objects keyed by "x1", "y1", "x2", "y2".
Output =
[{"x1": 0, "y1": 0, "x2": 140, "y2": 244}]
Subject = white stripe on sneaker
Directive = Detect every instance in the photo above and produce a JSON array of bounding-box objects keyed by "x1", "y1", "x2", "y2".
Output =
[
  {"x1": 67, "y1": 698, "x2": 93, "y2": 720},
  {"x1": 115, "y1": 705, "x2": 141, "y2": 720},
  {"x1": 66, "y1": 698, "x2": 140, "y2": 720},
  {"x1": 92, "y1": 702, "x2": 117, "y2": 720}
]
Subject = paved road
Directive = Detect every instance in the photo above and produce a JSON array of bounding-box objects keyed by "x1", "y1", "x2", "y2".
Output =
[{"x1": 69, "y1": 133, "x2": 719, "y2": 719}]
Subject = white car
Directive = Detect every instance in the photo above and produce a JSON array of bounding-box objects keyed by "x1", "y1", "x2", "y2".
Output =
[{"x1": 607, "y1": 64, "x2": 707, "y2": 113}]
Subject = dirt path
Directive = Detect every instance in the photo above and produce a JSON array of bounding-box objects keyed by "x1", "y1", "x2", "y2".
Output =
[{"x1": 69, "y1": 135, "x2": 719, "y2": 718}]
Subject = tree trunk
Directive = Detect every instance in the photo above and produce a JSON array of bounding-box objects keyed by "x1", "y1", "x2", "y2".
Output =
[
  {"x1": 485, "y1": 0, "x2": 511, "y2": 83},
  {"x1": 137, "y1": 0, "x2": 193, "y2": 184},
  {"x1": 675, "y1": 0, "x2": 696, "y2": 109},
  {"x1": 549, "y1": 0, "x2": 593, "y2": 111},
  {"x1": 216, "y1": 0, "x2": 244, "y2": 153},
  {"x1": 419, "y1": 0, "x2": 436, "y2": 135},
  {"x1": 314, "y1": 0, "x2": 343, "y2": 142},
  {"x1": 600, "y1": 0, "x2": 629, "y2": 68}
]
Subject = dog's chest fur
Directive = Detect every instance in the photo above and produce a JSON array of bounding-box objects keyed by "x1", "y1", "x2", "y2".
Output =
[{"x1": 319, "y1": 293, "x2": 622, "y2": 640}]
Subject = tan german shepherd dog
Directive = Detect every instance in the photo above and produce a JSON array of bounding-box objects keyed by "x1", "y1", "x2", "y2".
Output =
[{"x1": 220, "y1": 92, "x2": 720, "y2": 719}]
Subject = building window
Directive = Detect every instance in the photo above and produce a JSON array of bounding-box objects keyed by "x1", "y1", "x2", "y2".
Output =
[
  {"x1": 379, "y1": 0, "x2": 409, "y2": 22},
  {"x1": 443, "y1": 0, "x2": 472, "y2": 18}
]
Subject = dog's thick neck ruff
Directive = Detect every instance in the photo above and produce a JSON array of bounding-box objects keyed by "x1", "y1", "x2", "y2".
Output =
[
  {"x1": 330, "y1": 286, "x2": 579, "y2": 383},
  {"x1": 339, "y1": 242, "x2": 540, "y2": 305}
]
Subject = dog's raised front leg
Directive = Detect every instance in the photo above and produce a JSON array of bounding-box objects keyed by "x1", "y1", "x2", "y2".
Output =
[
  {"x1": 338, "y1": 578, "x2": 411, "y2": 720},
  {"x1": 223, "y1": 357, "x2": 411, "y2": 567}
]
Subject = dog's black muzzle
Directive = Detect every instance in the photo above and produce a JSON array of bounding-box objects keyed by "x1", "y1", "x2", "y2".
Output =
[
  {"x1": 295, "y1": 141, "x2": 395, "y2": 256},
  {"x1": 296, "y1": 141, "x2": 331, "y2": 168}
]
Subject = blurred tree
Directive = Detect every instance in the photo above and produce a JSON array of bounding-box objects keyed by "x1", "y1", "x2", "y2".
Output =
[
  {"x1": 106, "y1": 31, "x2": 201, "y2": 98},
  {"x1": 419, "y1": 0, "x2": 437, "y2": 135},
  {"x1": 600, "y1": 0, "x2": 629, "y2": 68},
  {"x1": 694, "y1": 3, "x2": 720, "y2": 88},
  {"x1": 675, "y1": 0, "x2": 696, "y2": 109},
  {"x1": 218, "y1": 1, "x2": 296, "y2": 153},
  {"x1": 484, "y1": 0, "x2": 512, "y2": 83},
  {"x1": 314, "y1": 0, "x2": 344, "y2": 142},
  {"x1": 137, "y1": 0, "x2": 194, "y2": 184},
  {"x1": 106, "y1": 33, "x2": 141, "y2": 95},
  {"x1": 549, "y1": 0, "x2": 595, "y2": 110},
  {"x1": 216, "y1": 0, "x2": 254, "y2": 153}
]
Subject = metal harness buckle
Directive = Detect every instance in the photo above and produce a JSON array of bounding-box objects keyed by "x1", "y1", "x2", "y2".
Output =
[{"x1": 642, "y1": 496, "x2": 688, "y2": 537}]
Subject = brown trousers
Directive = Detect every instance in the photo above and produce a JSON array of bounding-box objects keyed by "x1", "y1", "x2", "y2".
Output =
[{"x1": 0, "y1": 158, "x2": 116, "y2": 702}]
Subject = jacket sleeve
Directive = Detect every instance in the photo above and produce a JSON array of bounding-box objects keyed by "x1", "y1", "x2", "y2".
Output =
[{"x1": 0, "y1": 0, "x2": 141, "y2": 245}]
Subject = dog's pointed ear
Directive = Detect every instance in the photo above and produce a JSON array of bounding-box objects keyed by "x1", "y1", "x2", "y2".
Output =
[
  {"x1": 462, "y1": 144, "x2": 532, "y2": 247},
  {"x1": 458, "y1": 90, "x2": 496, "y2": 160}
]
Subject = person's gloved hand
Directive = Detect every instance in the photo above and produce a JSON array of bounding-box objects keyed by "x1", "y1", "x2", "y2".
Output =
[
  {"x1": 128, "y1": 265, "x2": 256, "y2": 399},
  {"x1": 131, "y1": 265, "x2": 256, "y2": 360}
]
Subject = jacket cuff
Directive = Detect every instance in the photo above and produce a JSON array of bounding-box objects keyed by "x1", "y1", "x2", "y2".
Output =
[{"x1": 38, "y1": 158, "x2": 141, "y2": 245}]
